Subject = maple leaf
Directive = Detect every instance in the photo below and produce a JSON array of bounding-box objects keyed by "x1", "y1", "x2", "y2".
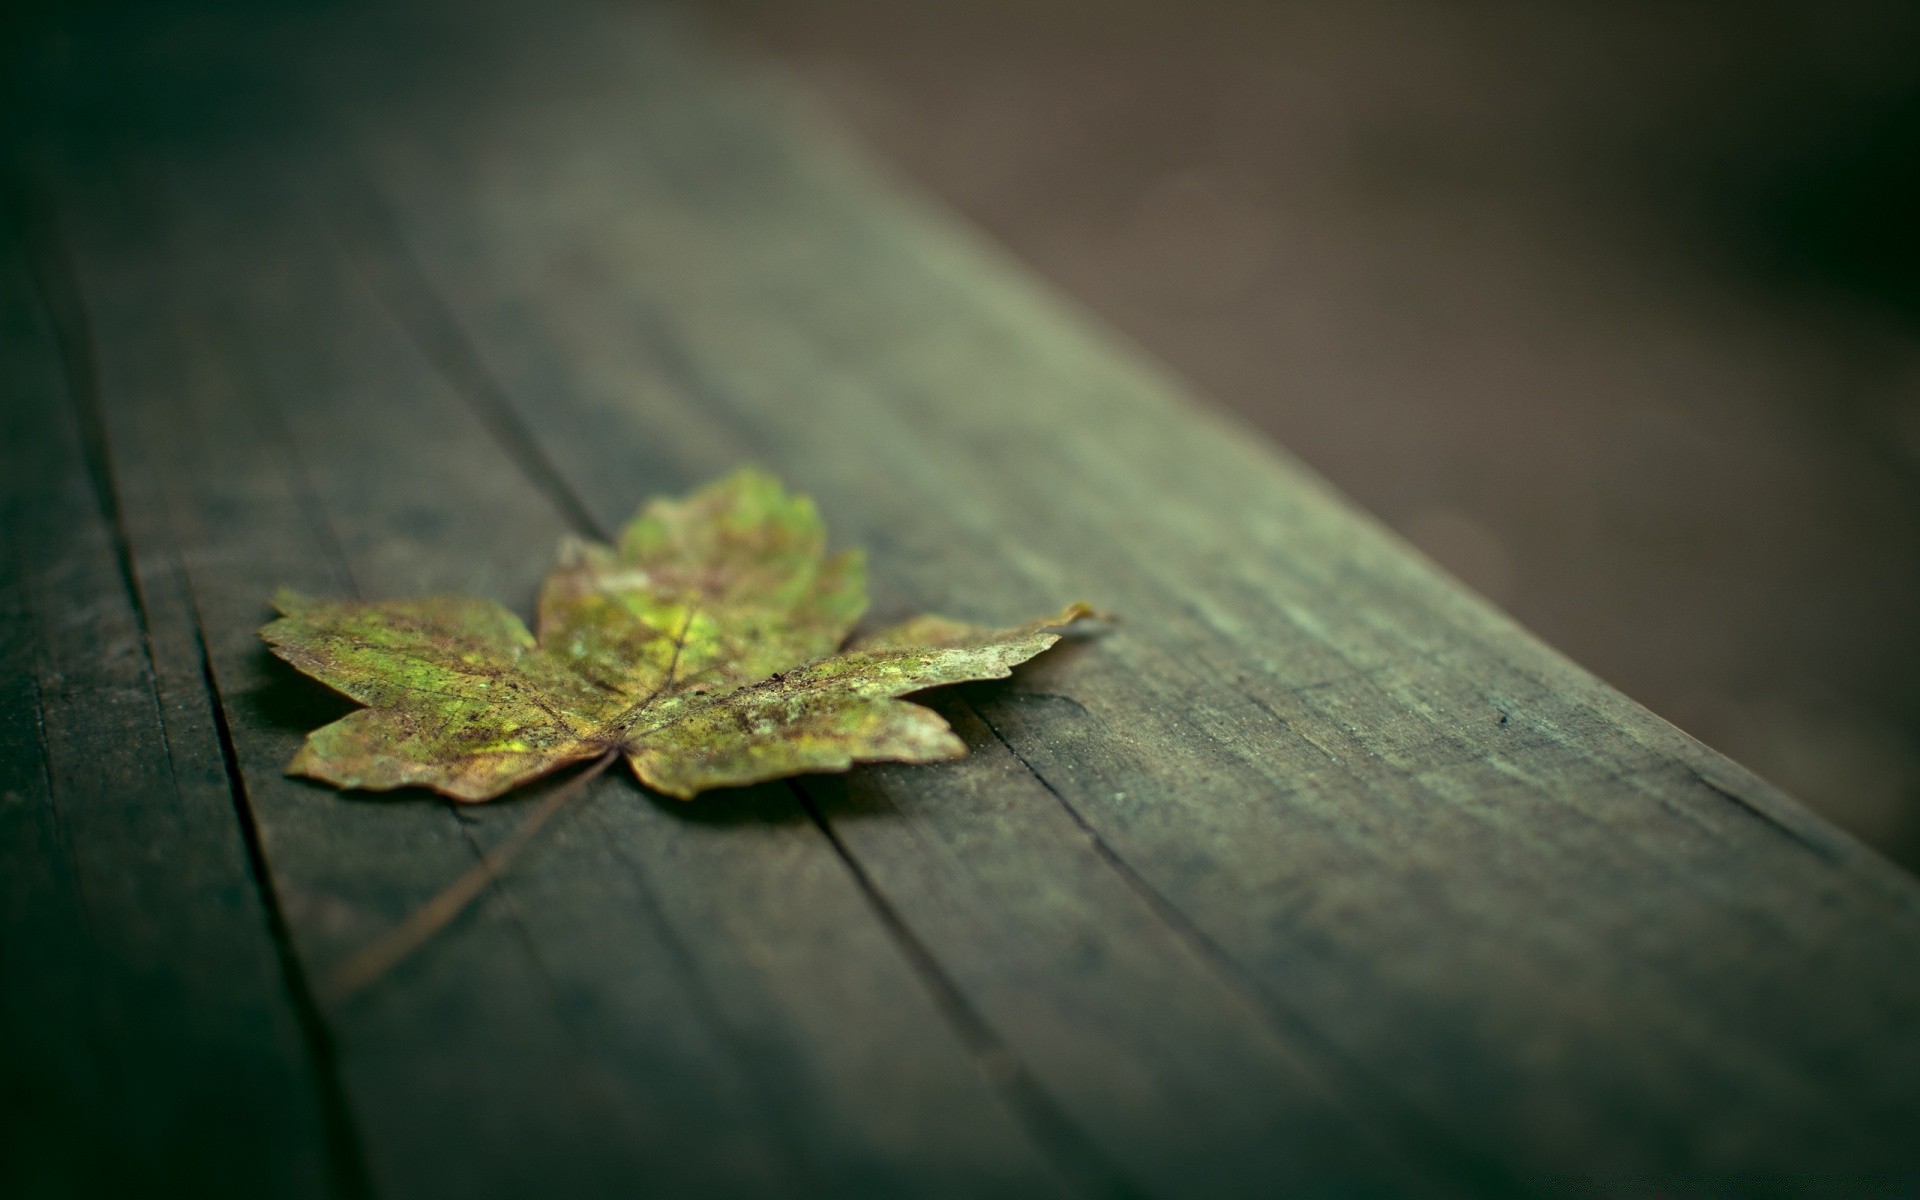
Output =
[{"x1": 262, "y1": 468, "x2": 1094, "y2": 802}]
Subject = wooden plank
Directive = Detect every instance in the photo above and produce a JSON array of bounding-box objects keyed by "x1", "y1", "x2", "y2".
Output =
[
  {"x1": 15, "y1": 0, "x2": 1920, "y2": 1192},
  {"x1": 0, "y1": 219, "x2": 339, "y2": 1194},
  {"x1": 312, "y1": 0, "x2": 1920, "y2": 1183}
]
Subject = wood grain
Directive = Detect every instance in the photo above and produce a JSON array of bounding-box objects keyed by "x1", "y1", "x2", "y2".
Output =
[
  {"x1": 0, "y1": 215, "x2": 337, "y2": 1196},
  {"x1": 7, "y1": 0, "x2": 1919, "y2": 1194}
]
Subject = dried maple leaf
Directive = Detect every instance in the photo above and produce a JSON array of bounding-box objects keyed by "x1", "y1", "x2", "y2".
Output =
[{"x1": 263, "y1": 468, "x2": 1094, "y2": 802}]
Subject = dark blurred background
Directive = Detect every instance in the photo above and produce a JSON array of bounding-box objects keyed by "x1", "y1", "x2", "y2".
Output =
[{"x1": 694, "y1": 0, "x2": 1920, "y2": 871}]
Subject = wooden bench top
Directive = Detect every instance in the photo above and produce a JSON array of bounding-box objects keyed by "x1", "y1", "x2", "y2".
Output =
[{"x1": 5, "y1": 1, "x2": 1917, "y2": 1194}]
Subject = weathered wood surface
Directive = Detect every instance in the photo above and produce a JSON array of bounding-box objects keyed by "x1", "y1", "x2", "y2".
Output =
[
  {"x1": 1, "y1": 211, "x2": 342, "y2": 1194},
  {"x1": 5, "y1": 1, "x2": 1919, "y2": 1195}
]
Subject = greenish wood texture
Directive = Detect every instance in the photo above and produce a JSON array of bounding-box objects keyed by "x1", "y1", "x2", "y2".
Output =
[
  {"x1": 6, "y1": 1, "x2": 1919, "y2": 1195},
  {"x1": 1, "y1": 217, "x2": 339, "y2": 1194}
]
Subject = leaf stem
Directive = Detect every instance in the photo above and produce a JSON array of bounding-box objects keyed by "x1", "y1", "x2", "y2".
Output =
[{"x1": 319, "y1": 749, "x2": 620, "y2": 1006}]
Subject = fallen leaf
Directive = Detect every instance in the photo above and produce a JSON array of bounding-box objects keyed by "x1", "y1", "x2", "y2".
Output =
[{"x1": 263, "y1": 468, "x2": 1095, "y2": 801}]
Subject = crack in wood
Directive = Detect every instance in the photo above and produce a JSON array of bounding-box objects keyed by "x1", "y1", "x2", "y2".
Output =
[
  {"x1": 194, "y1": 614, "x2": 375, "y2": 1200},
  {"x1": 11, "y1": 190, "x2": 156, "y2": 669},
  {"x1": 790, "y1": 778, "x2": 1148, "y2": 1200},
  {"x1": 966, "y1": 700, "x2": 1527, "y2": 1196},
  {"x1": 326, "y1": 184, "x2": 609, "y2": 542}
]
